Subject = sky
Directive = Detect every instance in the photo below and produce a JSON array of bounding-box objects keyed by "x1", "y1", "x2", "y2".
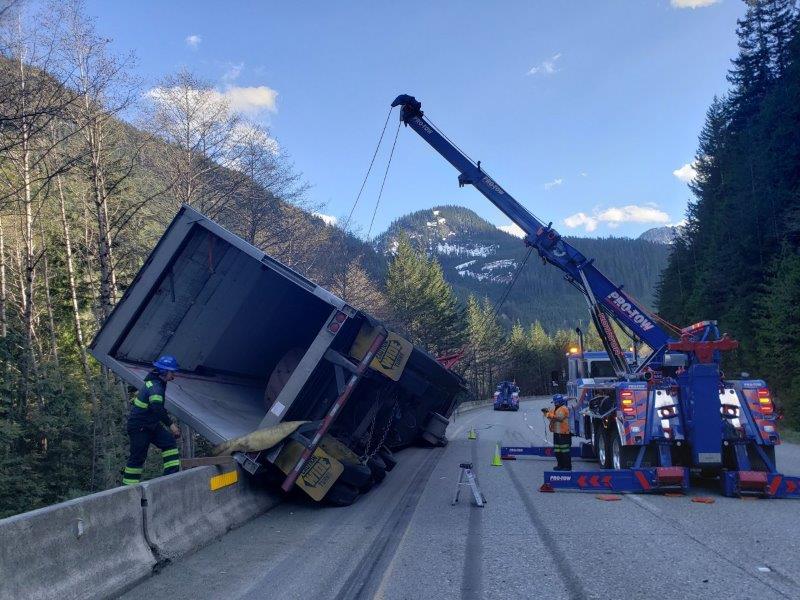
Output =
[{"x1": 85, "y1": 0, "x2": 746, "y2": 239}]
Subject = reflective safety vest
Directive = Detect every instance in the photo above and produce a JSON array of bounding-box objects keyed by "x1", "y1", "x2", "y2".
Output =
[
  {"x1": 546, "y1": 405, "x2": 570, "y2": 435},
  {"x1": 128, "y1": 372, "x2": 171, "y2": 428}
]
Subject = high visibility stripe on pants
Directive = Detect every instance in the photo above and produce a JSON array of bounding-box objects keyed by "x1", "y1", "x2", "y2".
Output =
[
  {"x1": 162, "y1": 448, "x2": 179, "y2": 459},
  {"x1": 163, "y1": 459, "x2": 180, "y2": 470},
  {"x1": 122, "y1": 466, "x2": 142, "y2": 485}
]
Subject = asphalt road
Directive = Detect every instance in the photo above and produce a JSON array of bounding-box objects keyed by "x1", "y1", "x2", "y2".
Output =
[{"x1": 122, "y1": 397, "x2": 800, "y2": 600}]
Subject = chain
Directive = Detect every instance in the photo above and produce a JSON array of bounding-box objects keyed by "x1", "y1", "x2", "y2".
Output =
[{"x1": 361, "y1": 396, "x2": 399, "y2": 462}]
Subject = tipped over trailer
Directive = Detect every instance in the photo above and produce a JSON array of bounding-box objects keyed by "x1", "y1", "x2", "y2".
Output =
[{"x1": 90, "y1": 205, "x2": 467, "y2": 505}]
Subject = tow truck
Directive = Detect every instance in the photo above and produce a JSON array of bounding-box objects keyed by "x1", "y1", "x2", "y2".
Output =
[
  {"x1": 493, "y1": 381, "x2": 520, "y2": 411},
  {"x1": 392, "y1": 93, "x2": 800, "y2": 498}
]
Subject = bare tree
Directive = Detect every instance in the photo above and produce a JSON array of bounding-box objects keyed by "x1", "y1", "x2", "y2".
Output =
[
  {"x1": 53, "y1": 0, "x2": 140, "y2": 321},
  {"x1": 142, "y1": 69, "x2": 244, "y2": 220}
]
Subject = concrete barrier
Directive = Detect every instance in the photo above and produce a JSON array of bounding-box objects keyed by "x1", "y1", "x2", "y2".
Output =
[
  {"x1": 141, "y1": 465, "x2": 280, "y2": 560},
  {"x1": 0, "y1": 485, "x2": 155, "y2": 600}
]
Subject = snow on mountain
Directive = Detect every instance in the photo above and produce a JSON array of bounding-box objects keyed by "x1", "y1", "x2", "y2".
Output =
[{"x1": 497, "y1": 223, "x2": 525, "y2": 239}]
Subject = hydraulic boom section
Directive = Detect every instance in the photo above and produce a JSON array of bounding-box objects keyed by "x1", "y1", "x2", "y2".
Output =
[{"x1": 391, "y1": 94, "x2": 670, "y2": 372}]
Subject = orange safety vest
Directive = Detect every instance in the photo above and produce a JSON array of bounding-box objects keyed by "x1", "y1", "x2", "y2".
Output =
[{"x1": 546, "y1": 405, "x2": 570, "y2": 435}]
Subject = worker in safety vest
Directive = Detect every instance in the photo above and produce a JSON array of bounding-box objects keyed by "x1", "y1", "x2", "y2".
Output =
[
  {"x1": 122, "y1": 355, "x2": 182, "y2": 485},
  {"x1": 542, "y1": 394, "x2": 572, "y2": 471}
]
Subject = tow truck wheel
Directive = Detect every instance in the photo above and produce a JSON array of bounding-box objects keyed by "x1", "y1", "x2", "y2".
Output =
[
  {"x1": 595, "y1": 426, "x2": 612, "y2": 469},
  {"x1": 611, "y1": 431, "x2": 637, "y2": 470}
]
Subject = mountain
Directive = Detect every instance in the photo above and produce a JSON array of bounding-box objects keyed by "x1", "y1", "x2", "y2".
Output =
[
  {"x1": 375, "y1": 206, "x2": 670, "y2": 332},
  {"x1": 639, "y1": 225, "x2": 682, "y2": 245}
]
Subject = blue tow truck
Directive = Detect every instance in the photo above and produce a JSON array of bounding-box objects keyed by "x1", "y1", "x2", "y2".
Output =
[
  {"x1": 392, "y1": 93, "x2": 800, "y2": 498},
  {"x1": 493, "y1": 381, "x2": 520, "y2": 411}
]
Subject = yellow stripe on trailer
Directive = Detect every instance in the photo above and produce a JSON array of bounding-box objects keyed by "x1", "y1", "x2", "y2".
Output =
[{"x1": 209, "y1": 469, "x2": 238, "y2": 491}]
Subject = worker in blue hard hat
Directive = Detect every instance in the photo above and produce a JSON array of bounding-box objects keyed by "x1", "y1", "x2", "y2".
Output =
[
  {"x1": 122, "y1": 355, "x2": 182, "y2": 485},
  {"x1": 542, "y1": 394, "x2": 572, "y2": 471}
]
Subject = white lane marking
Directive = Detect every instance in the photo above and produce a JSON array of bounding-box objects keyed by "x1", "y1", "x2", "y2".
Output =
[
  {"x1": 627, "y1": 492, "x2": 662, "y2": 514},
  {"x1": 757, "y1": 567, "x2": 772, "y2": 573}
]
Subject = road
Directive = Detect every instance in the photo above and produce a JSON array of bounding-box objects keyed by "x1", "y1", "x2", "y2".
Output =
[{"x1": 123, "y1": 397, "x2": 800, "y2": 600}]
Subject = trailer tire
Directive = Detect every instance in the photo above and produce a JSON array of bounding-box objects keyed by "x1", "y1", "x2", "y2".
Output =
[
  {"x1": 368, "y1": 455, "x2": 387, "y2": 484},
  {"x1": 325, "y1": 481, "x2": 360, "y2": 507},
  {"x1": 378, "y1": 447, "x2": 397, "y2": 472},
  {"x1": 595, "y1": 425, "x2": 612, "y2": 469},
  {"x1": 337, "y1": 462, "x2": 372, "y2": 489}
]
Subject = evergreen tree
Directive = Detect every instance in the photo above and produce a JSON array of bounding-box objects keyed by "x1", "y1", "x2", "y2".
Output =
[
  {"x1": 756, "y1": 246, "x2": 800, "y2": 427},
  {"x1": 386, "y1": 235, "x2": 465, "y2": 354}
]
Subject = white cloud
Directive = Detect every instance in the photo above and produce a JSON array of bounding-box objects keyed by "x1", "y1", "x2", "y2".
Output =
[
  {"x1": 527, "y1": 53, "x2": 562, "y2": 76},
  {"x1": 564, "y1": 212, "x2": 598, "y2": 232},
  {"x1": 670, "y1": 0, "x2": 720, "y2": 8},
  {"x1": 673, "y1": 162, "x2": 697, "y2": 183},
  {"x1": 580, "y1": 172, "x2": 588, "y2": 177},
  {"x1": 564, "y1": 204, "x2": 670, "y2": 233},
  {"x1": 224, "y1": 85, "x2": 278, "y2": 114},
  {"x1": 544, "y1": 178, "x2": 564, "y2": 190},
  {"x1": 149, "y1": 84, "x2": 279, "y2": 117},
  {"x1": 497, "y1": 223, "x2": 525, "y2": 239},
  {"x1": 185, "y1": 34, "x2": 202, "y2": 48},
  {"x1": 314, "y1": 213, "x2": 338, "y2": 226}
]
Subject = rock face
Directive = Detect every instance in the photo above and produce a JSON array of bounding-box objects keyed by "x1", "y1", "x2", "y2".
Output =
[
  {"x1": 375, "y1": 205, "x2": 670, "y2": 330},
  {"x1": 639, "y1": 225, "x2": 683, "y2": 245}
]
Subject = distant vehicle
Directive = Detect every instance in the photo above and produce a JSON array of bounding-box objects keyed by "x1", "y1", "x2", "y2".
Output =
[{"x1": 493, "y1": 381, "x2": 520, "y2": 411}]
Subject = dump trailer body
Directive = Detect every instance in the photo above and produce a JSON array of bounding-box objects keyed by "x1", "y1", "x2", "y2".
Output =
[{"x1": 90, "y1": 206, "x2": 467, "y2": 494}]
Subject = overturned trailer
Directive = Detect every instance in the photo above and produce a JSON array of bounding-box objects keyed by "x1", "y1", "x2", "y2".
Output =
[{"x1": 90, "y1": 205, "x2": 467, "y2": 505}]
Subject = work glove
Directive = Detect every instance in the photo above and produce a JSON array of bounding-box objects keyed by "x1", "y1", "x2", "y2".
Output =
[{"x1": 170, "y1": 423, "x2": 181, "y2": 439}]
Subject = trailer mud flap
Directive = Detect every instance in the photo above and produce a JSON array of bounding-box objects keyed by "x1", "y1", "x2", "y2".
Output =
[
  {"x1": 540, "y1": 467, "x2": 689, "y2": 494},
  {"x1": 350, "y1": 324, "x2": 412, "y2": 382},
  {"x1": 275, "y1": 439, "x2": 343, "y2": 501}
]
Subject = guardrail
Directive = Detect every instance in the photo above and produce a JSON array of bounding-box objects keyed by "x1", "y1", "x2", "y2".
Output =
[{"x1": 0, "y1": 465, "x2": 280, "y2": 599}]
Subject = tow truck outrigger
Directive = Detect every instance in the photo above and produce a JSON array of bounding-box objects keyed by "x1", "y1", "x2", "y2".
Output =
[{"x1": 392, "y1": 94, "x2": 800, "y2": 498}]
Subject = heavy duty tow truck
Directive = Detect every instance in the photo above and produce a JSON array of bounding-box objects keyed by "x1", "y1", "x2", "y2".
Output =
[{"x1": 392, "y1": 94, "x2": 800, "y2": 498}]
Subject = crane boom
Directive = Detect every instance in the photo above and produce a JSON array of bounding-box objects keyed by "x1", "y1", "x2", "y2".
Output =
[{"x1": 391, "y1": 94, "x2": 673, "y2": 372}]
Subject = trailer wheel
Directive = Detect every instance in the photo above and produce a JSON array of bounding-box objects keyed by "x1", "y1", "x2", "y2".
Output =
[
  {"x1": 337, "y1": 462, "x2": 372, "y2": 489},
  {"x1": 611, "y1": 431, "x2": 638, "y2": 470},
  {"x1": 367, "y1": 455, "x2": 387, "y2": 484},
  {"x1": 325, "y1": 481, "x2": 359, "y2": 507},
  {"x1": 595, "y1": 425, "x2": 612, "y2": 469},
  {"x1": 378, "y1": 446, "x2": 397, "y2": 472}
]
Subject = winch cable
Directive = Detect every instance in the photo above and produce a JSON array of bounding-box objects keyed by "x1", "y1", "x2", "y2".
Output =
[
  {"x1": 490, "y1": 246, "x2": 534, "y2": 319},
  {"x1": 458, "y1": 246, "x2": 534, "y2": 373},
  {"x1": 343, "y1": 107, "x2": 394, "y2": 234},
  {"x1": 366, "y1": 120, "x2": 401, "y2": 241}
]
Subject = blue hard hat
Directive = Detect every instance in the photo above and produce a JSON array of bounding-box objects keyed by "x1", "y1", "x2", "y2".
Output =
[
  {"x1": 153, "y1": 355, "x2": 180, "y2": 372},
  {"x1": 552, "y1": 394, "x2": 566, "y2": 405}
]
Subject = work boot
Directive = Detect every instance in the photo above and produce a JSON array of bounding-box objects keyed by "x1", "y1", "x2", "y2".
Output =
[{"x1": 552, "y1": 466, "x2": 565, "y2": 471}]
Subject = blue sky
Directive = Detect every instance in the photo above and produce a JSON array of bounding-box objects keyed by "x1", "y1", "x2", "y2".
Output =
[{"x1": 86, "y1": 0, "x2": 745, "y2": 239}]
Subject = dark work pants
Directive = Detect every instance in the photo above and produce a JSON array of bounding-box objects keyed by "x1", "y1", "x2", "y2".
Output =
[
  {"x1": 553, "y1": 432, "x2": 572, "y2": 470},
  {"x1": 123, "y1": 424, "x2": 179, "y2": 485}
]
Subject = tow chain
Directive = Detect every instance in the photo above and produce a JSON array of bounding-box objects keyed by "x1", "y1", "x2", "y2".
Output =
[{"x1": 361, "y1": 396, "x2": 399, "y2": 462}]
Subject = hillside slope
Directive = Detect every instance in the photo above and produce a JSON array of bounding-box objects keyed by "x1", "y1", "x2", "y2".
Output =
[{"x1": 375, "y1": 205, "x2": 670, "y2": 331}]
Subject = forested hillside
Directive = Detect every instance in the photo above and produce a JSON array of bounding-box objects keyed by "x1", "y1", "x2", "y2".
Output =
[
  {"x1": 377, "y1": 206, "x2": 670, "y2": 331},
  {"x1": 657, "y1": 1, "x2": 800, "y2": 424},
  {"x1": 0, "y1": 0, "x2": 389, "y2": 516}
]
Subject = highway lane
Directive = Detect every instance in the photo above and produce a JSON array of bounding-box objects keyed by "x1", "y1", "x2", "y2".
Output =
[{"x1": 123, "y1": 397, "x2": 800, "y2": 600}]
